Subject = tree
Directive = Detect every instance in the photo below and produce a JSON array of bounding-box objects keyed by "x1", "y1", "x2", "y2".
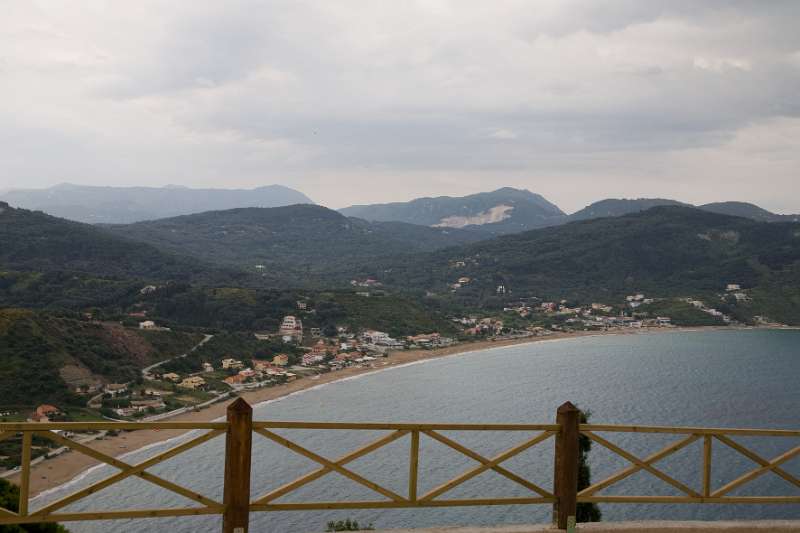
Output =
[
  {"x1": 576, "y1": 410, "x2": 602, "y2": 523},
  {"x1": 325, "y1": 518, "x2": 374, "y2": 531},
  {"x1": 0, "y1": 478, "x2": 69, "y2": 532}
]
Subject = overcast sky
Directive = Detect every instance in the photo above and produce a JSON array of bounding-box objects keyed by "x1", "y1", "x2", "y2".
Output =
[{"x1": 1, "y1": 1, "x2": 799, "y2": 213}]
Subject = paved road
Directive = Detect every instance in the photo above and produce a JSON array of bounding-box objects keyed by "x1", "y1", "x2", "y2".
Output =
[{"x1": 142, "y1": 333, "x2": 214, "y2": 378}]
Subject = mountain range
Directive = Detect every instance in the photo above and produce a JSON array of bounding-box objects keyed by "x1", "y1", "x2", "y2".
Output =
[
  {"x1": 339, "y1": 187, "x2": 566, "y2": 235},
  {"x1": 3, "y1": 184, "x2": 797, "y2": 230},
  {"x1": 0, "y1": 183, "x2": 313, "y2": 224},
  {"x1": 3, "y1": 196, "x2": 799, "y2": 324},
  {"x1": 342, "y1": 189, "x2": 799, "y2": 231}
]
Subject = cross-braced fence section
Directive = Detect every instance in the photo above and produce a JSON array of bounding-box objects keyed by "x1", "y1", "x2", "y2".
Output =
[
  {"x1": 0, "y1": 399, "x2": 797, "y2": 533},
  {"x1": 249, "y1": 421, "x2": 559, "y2": 512},
  {"x1": 0, "y1": 421, "x2": 227, "y2": 525},
  {"x1": 577, "y1": 424, "x2": 800, "y2": 505}
]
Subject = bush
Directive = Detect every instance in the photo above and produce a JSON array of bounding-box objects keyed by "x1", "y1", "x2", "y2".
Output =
[{"x1": 325, "y1": 518, "x2": 374, "y2": 531}]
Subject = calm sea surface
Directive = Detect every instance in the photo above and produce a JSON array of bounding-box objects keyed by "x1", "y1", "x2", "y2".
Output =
[{"x1": 35, "y1": 329, "x2": 800, "y2": 532}]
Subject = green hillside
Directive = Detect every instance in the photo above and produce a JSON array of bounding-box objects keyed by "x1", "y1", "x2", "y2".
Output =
[
  {"x1": 339, "y1": 187, "x2": 566, "y2": 234},
  {"x1": 107, "y1": 204, "x2": 486, "y2": 274},
  {"x1": 140, "y1": 285, "x2": 456, "y2": 337},
  {"x1": 359, "y1": 207, "x2": 800, "y2": 323},
  {"x1": 0, "y1": 202, "x2": 213, "y2": 280},
  {"x1": 0, "y1": 309, "x2": 202, "y2": 407}
]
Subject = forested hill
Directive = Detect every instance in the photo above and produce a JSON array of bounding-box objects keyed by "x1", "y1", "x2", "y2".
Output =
[
  {"x1": 0, "y1": 309, "x2": 202, "y2": 406},
  {"x1": 339, "y1": 188, "x2": 567, "y2": 234},
  {"x1": 566, "y1": 198, "x2": 690, "y2": 222},
  {"x1": 699, "y1": 201, "x2": 800, "y2": 223},
  {"x1": 360, "y1": 206, "x2": 800, "y2": 321},
  {"x1": 107, "y1": 204, "x2": 488, "y2": 271},
  {"x1": 567, "y1": 198, "x2": 798, "y2": 224},
  {"x1": 0, "y1": 202, "x2": 212, "y2": 280}
]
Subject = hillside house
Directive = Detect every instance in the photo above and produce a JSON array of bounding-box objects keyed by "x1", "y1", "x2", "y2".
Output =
[
  {"x1": 279, "y1": 315, "x2": 303, "y2": 342},
  {"x1": 139, "y1": 320, "x2": 157, "y2": 330},
  {"x1": 202, "y1": 362, "x2": 214, "y2": 373},
  {"x1": 162, "y1": 373, "x2": 181, "y2": 383},
  {"x1": 302, "y1": 353, "x2": 324, "y2": 366},
  {"x1": 222, "y1": 358, "x2": 244, "y2": 370},
  {"x1": 105, "y1": 383, "x2": 129, "y2": 395},
  {"x1": 178, "y1": 376, "x2": 206, "y2": 390},
  {"x1": 224, "y1": 375, "x2": 246, "y2": 386},
  {"x1": 30, "y1": 404, "x2": 61, "y2": 422},
  {"x1": 271, "y1": 354, "x2": 290, "y2": 367},
  {"x1": 251, "y1": 359, "x2": 272, "y2": 372}
]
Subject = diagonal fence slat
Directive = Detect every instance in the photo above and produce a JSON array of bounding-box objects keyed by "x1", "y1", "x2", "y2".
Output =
[
  {"x1": 253, "y1": 429, "x2": 409, "y2": 504},
  {"x1": 711, "y1": 444, "x2": 800, "y2": 497},
  {"x1": 423, "y1": 429, "x2": 554, "y2": 498},
  {"x1": 714, "y1": 435, "x2": 800, "y2": 490},
  {"x1": 578, "y1": 434, "x2": 700, "y2": 496},
  {"x1": 32, "y1": 429, "x2": 225, "y2": 516},
  {"x1": 582, "y1": 431, "x2": 701, "y2": 498},
  {"x1": 419, "y1": 431, "x2": 556, "y2": 502},
  {"x1": 254, "y1": 428, "x2": 408, "y2": 503}
]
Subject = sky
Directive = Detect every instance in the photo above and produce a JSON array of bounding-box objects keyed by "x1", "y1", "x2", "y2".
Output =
[{"x1": 1, "y1": 1, "x2": 799, "y2": 213}]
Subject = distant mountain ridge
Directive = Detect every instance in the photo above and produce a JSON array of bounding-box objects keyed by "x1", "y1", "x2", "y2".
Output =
[
  {"x1": 698, "y1": 201, "x2": 800, "y2": 223},
  {"x1": 107, "y1": 204, "x2": 488, "y2": 279},
  {"x1": 339, "y1": 188, "x2": 567, "y2": 235},
  {"x1": 566, "y1": 198, "x2": 691, "y2": 222},
  {"x1": 569, "y1": 198, "x2": 799, "y2": 223},
  {"x1": 0, "y1": 183, "x2": 314, "y2": 224},
  {"x1": 340, "y1": 189, "x2": 797, "y2": 232}
]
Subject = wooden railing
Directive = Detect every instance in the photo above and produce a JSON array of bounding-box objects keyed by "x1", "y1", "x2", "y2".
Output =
[{"x1": 0, "y1": 400, "x2": 797, "y2": 532}]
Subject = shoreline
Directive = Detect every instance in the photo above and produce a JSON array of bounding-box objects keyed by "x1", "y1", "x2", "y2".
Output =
[{"x1": 12, "y1": 325, "x2": 789, "y2": 499}]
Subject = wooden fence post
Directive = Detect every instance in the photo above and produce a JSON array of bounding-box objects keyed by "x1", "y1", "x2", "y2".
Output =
[
  {"x1": 553, "y1": 401, "x2": 580, "y2": 530},
  {"x1": 223, "y1": 398, "x2": 253, "y2": 533}
]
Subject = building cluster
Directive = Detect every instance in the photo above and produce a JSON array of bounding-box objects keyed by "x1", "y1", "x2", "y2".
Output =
[{"x1": 222, "y1": 356, "x2": 297, "y2": 389}]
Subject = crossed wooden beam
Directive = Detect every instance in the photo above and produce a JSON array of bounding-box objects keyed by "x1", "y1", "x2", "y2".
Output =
[
  {"x1": 5, "y1": 429, "x2": 226, "y2": 519},
  {"x1": 579, "y1": 430, "x2": 800, "y2": 499},
  {"x1": 253, "y1": 428, "x2": 556, "y2": 506}
]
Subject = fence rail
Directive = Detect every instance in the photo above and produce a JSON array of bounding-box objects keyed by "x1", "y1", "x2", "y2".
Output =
[{"x1": 0, "y1": 399, "x2": 797, "y2": 532}]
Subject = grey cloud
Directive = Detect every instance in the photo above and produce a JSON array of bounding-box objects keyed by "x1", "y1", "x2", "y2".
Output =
[{"x1": 0, "y1": 1, "x2": 798, "y2": 212}]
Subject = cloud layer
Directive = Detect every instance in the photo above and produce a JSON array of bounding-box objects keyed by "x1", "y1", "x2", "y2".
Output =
[{"x1": 2, "y1": 1, "x2": 799, "y2": 212}]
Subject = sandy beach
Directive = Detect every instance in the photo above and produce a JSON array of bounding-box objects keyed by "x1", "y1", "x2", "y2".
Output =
[{"x1": 8, "y1": 326, "x2": 761, "y2": 498}]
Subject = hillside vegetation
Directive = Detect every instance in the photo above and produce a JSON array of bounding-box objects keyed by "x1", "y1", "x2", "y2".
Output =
[
  {"x1": 0, "y1": 309, "x2": 202, "y2": 407},
  {"x1": 340, "y1": 187, "x2": 566, "y2": 234},
  {"x1": 141, "y1": 285, "x2": 456, "y2": 337},
  {"x1": 360, "y1": 207, "x2": 800, "y2": 323},
  {"x1": 107, "y1": 204, "x2": 486, "y2": 274},
  {"x1": 0, "y1": 202, "x2": 212, "y2": 280}
]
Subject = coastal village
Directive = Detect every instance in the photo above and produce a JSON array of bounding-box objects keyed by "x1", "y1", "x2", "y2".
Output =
[{"x1": 0, "y1": 281, "x2": 763, "y2": 477}]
